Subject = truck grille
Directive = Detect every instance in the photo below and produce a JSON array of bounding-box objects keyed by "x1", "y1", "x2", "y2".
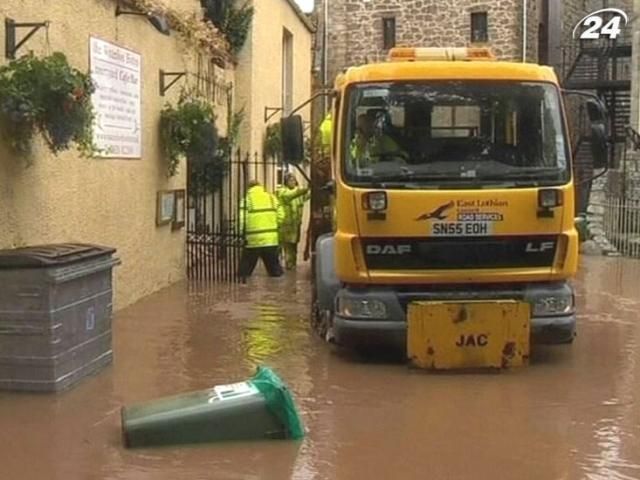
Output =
[{"x1": 362, "y1": 236, "x2": 559, "y2": 270}]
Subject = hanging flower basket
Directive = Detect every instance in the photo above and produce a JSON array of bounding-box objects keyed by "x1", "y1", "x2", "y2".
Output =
[
  {"x1": 160, "y1": 94, "x2": 220, "y2": 177},
  {"x1": 0, "y1": 52, "x2": 96, "y2": 159}
]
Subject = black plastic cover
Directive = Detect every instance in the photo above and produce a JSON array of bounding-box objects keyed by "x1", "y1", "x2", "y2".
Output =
[{"x1": 0, "y1": 243, "x2": 116, "y2": 269}]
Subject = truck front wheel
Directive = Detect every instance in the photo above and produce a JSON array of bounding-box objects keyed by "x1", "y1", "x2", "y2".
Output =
[{"x1": 310, "y1": 262, "x2": 335, "y2": 342}]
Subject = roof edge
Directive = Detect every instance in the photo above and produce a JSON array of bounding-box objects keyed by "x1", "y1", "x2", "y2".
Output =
[{"x1": 282, "y1": 0, "x2": 315, "y2": 32}]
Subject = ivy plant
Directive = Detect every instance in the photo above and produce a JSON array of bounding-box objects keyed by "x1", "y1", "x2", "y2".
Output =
[
  {"x1": 160, "y1": 93, "x2": 218, "y2": 177},
  {"x1": 189, "y1": 109, "x2": 244, "y2": 195},
  {"x1": 263, "y1": 123, "x2": 282, "y2": 161},
  {"x1": 202, "y1": 0, "x2": 254, "y2": 55},
  {"x1": 0, "y1": 52, "x2": 96, "y2": 159}
]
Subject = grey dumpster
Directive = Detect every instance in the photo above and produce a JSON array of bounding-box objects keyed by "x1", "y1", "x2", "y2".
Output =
[{"x1": 0, "y1": 243, "x2": 120, "y2": 392}]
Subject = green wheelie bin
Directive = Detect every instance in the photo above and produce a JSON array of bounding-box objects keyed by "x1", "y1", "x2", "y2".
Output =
[{"x1": 121, "y1": 366, "x2": 305, "y2": 448}]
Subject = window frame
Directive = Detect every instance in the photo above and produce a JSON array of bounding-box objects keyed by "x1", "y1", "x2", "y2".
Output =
[
  {"x1": 470, "y1": 11, "x2": 489, "y2": 43},
  {"x1": 382, "y1": 17, "x2": 396, "y2": 50},
  {"x1": 340, "y1": 80, "x2": 572, "y2": 189}
]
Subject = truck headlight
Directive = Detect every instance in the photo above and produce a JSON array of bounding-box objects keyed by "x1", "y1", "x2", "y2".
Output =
[
  {"x1": 337, "y1": 298, "x2": 387, "y2": 319},
  {"x1": 532, "y1": 293, "x2": 574, "y2": 317},
  {"x1": 362, "y1": 191, "x2": 387, "y2": 211}
]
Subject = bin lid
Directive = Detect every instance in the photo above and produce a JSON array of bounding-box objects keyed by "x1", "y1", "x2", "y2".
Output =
[
  {"x1": 249, "y1": 366, "x2": 305, "y2": 440},
  {"x1": 0, "y1": 243, "x2": 116, "y2": 269}
]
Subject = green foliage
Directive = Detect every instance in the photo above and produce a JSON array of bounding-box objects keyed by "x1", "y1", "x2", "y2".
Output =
[
  {"x1": 160, "y1": 94, "x2": 218, "y2": 177},
  {"x1": 188, "y1": 109, "x2": 244, "y2": 195},
  {"x1": 0, "y1": 52, "x2": 96, "y2": 159},
  {"x1": 203, "y1": 0, "x2": 254, "y2": 55},
  {"x1": 263, "y1": 123, "x2": 282, "y2": 160}
]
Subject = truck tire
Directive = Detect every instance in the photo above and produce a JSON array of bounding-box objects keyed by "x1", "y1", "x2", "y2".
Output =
[{"x1": 310, "y1": 255, "x2": 335, "y2": 342}]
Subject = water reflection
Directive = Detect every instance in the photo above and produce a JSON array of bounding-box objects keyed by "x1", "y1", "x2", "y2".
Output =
[{"x1": 1, "y1": 259, "x2": 640, "y2": 479}]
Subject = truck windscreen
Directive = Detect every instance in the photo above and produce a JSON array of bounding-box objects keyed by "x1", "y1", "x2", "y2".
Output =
[{"x1": 343, "y1": 81, "x2": 570, "y2": 188}]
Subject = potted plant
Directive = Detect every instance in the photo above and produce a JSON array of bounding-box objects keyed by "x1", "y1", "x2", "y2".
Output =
[{"x1": 0, "y1": 52, "x2": 96, "y2": 159}]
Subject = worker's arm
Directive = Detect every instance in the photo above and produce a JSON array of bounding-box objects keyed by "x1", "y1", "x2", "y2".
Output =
[{"x1": 279, "y1": 187, "x2": 310, "y2": 204}]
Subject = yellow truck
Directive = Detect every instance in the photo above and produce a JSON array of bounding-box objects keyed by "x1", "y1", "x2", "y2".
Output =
[{"x1": 281, "y1": 47, "x2": 609, "y2": 365}]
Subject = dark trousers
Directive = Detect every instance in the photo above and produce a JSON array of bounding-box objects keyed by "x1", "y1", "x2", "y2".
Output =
[{"x1": 238, "y1": 246, "x2": 283, "y2": 279}]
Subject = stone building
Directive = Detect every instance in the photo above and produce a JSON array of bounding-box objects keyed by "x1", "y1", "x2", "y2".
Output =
[
  {"x1": 312, "y1": 0, "x2": 632, "y2": 90},
  {"x1": 314, "y1": 0, "x2": 545, "y2": 89}
]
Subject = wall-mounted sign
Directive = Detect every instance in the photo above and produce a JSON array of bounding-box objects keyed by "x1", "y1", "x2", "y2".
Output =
[
  {"x1": 156, "y1": 190, "x2": 175, "y2": 226},
  {"x1": 89, "y1": 37, "x2": 142, "y2": 158}
]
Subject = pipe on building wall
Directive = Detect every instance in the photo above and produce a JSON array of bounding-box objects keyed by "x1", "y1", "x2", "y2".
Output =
[
  {"x1": 323, "y1": 0, "x2": 329, "y2": 113},
  {"x1": 522, "y1": 0, "x2": 528, "y2": 62}
]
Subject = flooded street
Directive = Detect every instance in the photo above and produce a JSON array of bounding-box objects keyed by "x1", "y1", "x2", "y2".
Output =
[{"x1": 1, "y1": 256, "x2": 640, "y2": 480}]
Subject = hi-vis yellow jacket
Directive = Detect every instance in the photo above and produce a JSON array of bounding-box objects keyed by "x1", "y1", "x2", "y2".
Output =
[
  {"x1": 320, "y1": 112, "x2": 333, "y2": 154},
  {"x1": 239, "y1": 185, "x2": 284, "y2": 248}
]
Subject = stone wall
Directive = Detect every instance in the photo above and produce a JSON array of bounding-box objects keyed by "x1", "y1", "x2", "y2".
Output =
[
  {"x1": 314, "y1": 0, "x2": 635, "y2": 89},
  {"x1": 315, "y1": 0, "x2": 534, "y2": 86},
  {"x1": 525, "y1": 0, "x2": 539, "y2": 63}
]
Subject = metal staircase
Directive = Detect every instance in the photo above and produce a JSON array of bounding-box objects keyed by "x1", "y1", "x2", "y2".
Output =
[{"x1": 561, "y1": 38, "x2": 632, "y2": 214}]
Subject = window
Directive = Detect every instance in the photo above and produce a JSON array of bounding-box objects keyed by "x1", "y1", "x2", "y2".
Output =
[
  {"x1": 382, "y1": 17, "x2": 396, "y2": 50},
  {"x1": 470, "y1": 12, "x2": 488, "y2": 43},
  {"x1": 282, "y1": 29, "x2": 294, "y2": 115},
  {"x1": 432, "y1": 106, "x2": 481, "y2": 138},
  {"x1": 343, "y1": 82, "x2": 570, "y2": 188}
]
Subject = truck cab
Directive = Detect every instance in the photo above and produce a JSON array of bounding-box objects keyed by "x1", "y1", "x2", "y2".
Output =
[{"x1": 281, "y1": 47, "x2": 609, "y2": 350}]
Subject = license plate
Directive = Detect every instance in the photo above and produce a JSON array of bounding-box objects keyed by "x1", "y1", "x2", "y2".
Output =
[
  {"x1": 431, "y1": 222, "x2": 493, "y2": 237},
  {"x1": 407, "y1": 301, "x2": 530, "y2": 370}
]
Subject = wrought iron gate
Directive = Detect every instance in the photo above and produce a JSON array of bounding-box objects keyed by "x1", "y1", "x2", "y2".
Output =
[{"x1": 187, "y1": 151, "x2": 284, "y2": 282}]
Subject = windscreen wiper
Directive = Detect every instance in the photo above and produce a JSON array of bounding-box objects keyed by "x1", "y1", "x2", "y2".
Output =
[{"x1": 477, "y1": 167, "x2": 566, "y2": 179}]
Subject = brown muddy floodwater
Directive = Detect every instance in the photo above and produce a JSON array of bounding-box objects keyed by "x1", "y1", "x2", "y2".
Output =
[{"x1": 1, "y1": 256, "x2": 640, "y2": 480}]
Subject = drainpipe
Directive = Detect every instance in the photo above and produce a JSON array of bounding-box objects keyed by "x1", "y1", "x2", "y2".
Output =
[
  {"x1": 323, "y1": 0, "x2": 329, "y2": 114},
  {"x1": 522, "y1": 0, "x2": 528, "y2": 62}
]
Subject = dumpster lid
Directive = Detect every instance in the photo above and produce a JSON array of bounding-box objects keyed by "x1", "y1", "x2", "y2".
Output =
[{"x1": 0, "y1": 243, "x2": 117, "y2": 269}]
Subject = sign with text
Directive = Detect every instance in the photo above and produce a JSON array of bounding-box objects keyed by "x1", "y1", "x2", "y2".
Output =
[
  {"x1": 90, "y1": 37, "x2": 142, "y2": 158},
  {"x1": 572, "y1": 8, "x2": 629, "y2": 41}
]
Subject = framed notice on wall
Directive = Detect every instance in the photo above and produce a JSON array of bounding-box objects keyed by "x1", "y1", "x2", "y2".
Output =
[
  {"x1": 156, "y1": 191, "x2": 175, "y2": 226},
  {"x1": 89, "y1": 36, "x2": 142, "y2": 158}
]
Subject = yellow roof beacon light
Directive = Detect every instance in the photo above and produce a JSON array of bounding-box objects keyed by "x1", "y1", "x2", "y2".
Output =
[{"x1": 388, "y1": 47, "x2": 495, "y2": 62}]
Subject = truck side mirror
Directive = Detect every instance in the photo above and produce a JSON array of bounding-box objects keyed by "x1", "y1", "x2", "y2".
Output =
[
  {"x1": 585, "y1": 98, "x2": 610, "y2": 170},
  {"x1": 585, "y1": 98, "x2": 606, "y2": 124},
  {"x1": 590, "y1": 122, "x2": 609, "y2": 170},
  {"x1": 561, "y1": 90, "x2": 612, "y2": 175},
  {"x1": 281, "y1": 115, "x2": 304, "y2": 165}
]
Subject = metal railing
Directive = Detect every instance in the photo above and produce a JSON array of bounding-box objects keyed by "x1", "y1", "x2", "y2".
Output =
[
  {"x1": 596, "y1": 197, "x2": 640, "y2": 258},
  {"x1": 559, "y1": 38, "x2": 632, "y2": 86}
]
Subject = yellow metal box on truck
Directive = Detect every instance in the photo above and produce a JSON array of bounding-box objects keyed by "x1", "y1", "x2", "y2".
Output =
[{"x1": 407, "y1": 301, "x2": 531, "y2": 370}]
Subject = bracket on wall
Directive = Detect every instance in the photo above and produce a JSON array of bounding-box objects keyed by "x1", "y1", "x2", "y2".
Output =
[
  {"x1": 159, "y1": 70, "x2": 186, "y2": 96},
  {"x1": 264, "y1": 107, "x2": 284, "y2": 123},
  {"x1": 115, "y1": 2, "x2": 170, "y2": 35},
  {"x1": 5, "y1": 18, "x2": 49, "y2": 59}
]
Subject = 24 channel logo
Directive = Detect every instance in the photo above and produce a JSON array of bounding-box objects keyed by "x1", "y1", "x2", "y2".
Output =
[{"x1": 572, "y1": 8, "x2": 629, "y2": 40}]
